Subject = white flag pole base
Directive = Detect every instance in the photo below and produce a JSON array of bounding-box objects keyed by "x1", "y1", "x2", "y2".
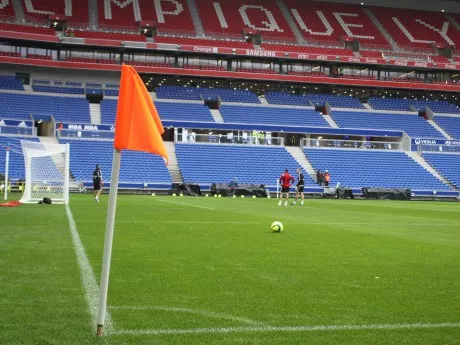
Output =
[{"x1": 96, "y1": 149, "x2": 122, "y2": 335}]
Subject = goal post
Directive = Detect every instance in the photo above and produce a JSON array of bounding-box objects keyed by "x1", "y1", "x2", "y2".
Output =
[{"x1": 19, "y1": 140, "x2": 70, "y2": 204}]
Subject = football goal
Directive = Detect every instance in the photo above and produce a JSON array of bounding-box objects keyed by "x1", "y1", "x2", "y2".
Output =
[{"x1": 19, "y1": 140, "x2": 70, "y2": 204}]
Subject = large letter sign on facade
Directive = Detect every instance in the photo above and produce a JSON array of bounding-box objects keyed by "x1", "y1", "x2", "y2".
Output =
[
  {"x1": 104, "y1": 0, "x2": 141, "y2": 21},
  {"x1": 154, "y1": 0, "x2": 183, "y2": 24},
  {"x1": 291, "y1": 9, "x2": 333, "y2": 36},
  {"x1": 333, "y1": 12, "x2": 374, "y2": 39},
  {"x1": 24, "y1": 0, "x2": 72, "y2": 16},
  {"x1": 239, "y1": 5, "x2": 283, "y2": 32}
]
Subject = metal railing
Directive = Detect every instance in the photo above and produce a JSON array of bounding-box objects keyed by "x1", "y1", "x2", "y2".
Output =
[
  {"x1": 301, "y1": 138, "x2": 402, "y2": 151},
  {"x1": 175, "y1": 133, "x2": 285, "y2": 146}
]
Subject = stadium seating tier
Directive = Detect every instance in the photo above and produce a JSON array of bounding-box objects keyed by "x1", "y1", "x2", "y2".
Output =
[
  {"x1": 434, "y1": 116, "x2": 460, "y2": 139},
  {"x1": 304, "y1": 148, "x2": 449, "y2": 190},
  {"x1": 422, "y1": 153, "x2": 460, "y2": 188}
]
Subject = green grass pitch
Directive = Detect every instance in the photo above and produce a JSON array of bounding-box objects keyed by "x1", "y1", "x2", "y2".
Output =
[{"x1": 1, "y1": 194, "x2": 460, "y2": 344}]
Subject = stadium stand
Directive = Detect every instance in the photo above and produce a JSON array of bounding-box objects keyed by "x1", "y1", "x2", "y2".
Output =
[
  {"x1": 283, "y1": 0, "x2": 391, "y2": 49},
  {"x1": 434, "y1": 116, "x2": 460, "y2": 139},
  {"x1": 97, "y1": 0, "x2": 195, "y2": 34},
  {"x1": 0, "y1": 22, "x2": 54, "y2": 35},
  {"x1": 219, "y1": 105, "x2": 330, "y2": 127},
  {"x1": 330, "y1": 111, "x2": 444, "y2": 138},
  {"x1": 359, "y1": 50, "x2": 383, "y2": 59},
  {"x1": 265, "y1": 92, "x2": 364, "y2": 108},
  {"x1": 22, "y1": 0, "x2": 89, "y2": 25},
  {"x1": 31, "y1": 85, "x2": 85, "y2": 94},
  {"x1": 0, "y1": 76, "x2": 25, "y2": 90},
  {"x1": 261, "y1": 44, "x2": 354, "y2": 56},
  {"x1": 156, "y1": 86, "x2": 260, "y2": 103},
  {"x1": 369, "y1": 97, "x2": 460, "y2": 114},
  {"x1": 100, "y1": 99, "x2": 215, "y2": 124},
  {"x1": 0, "y1": 136, "x2": 39, "y2": 180},
  {"x1": 176, "y1": 143, "x2": 311, "y2": 185},
  {"x1": 60, "y1": 139, "x2": 171, "y2": 184},
  {"x1": 304, "y1": 148, "x2": 449, "y2": 190},
  {"x1": 71, "y1": 30, "x2": 146, "y2": 42},
  {"x1": 0, "y1": 93, "x2": 90, "y2": 122},
  {"x1": 370, "y1": 7, "x2": 460, "y2": 52},
  {"x1": 422, "y1": 153, "x2": 460, "y2": 188},
  {"x1": 155, "y1": 36, "x2": 254, "y2": 49},
  {"x1": 195, "y1": 0, "x2": 296, "y2": 42},
  {"x1": 0, "y1": 0, "x2": 16, "y2": 19}
]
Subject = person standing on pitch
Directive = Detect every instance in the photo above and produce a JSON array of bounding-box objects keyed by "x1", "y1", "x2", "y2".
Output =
[
  {"x1": 278, "y1": 169, "x2": 294, "y2": 206},
  {"x1": 93, "y1": 164, "x2": 103, "y2": 203},
  {"x1": 292, "y1": 168, "x2": 304, "y2": 206}
]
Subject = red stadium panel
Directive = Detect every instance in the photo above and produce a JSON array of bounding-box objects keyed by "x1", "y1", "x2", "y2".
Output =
[
  {"x1": 359, "y1": 50, "x2": 383, "y2": 59},
  {"x1": 195, "y1": 0, "x2": 296, "y2": 42},
  {"x1": 429, "y1": 55, "x2": 450, "y2": 63},
  {"x1": 156, "y1": 36, "x2": 254, "y2": 49},
  {"x1": 72, "y1": 30, "x2": 146, "y2": 42},
  {"x1": 371, "y1": 7, "x2": 460, "y2": 52},
  {"x1": 261, "y1": 43, "x2": 354, "y2": 56},
  {"x1": 0, "y1": 0, "x2": 16, "y2": 18},
  {"x1": 283, "y1": 0, "x2": 390, "y2": 49},
  {"x1": 0, "y1": 22, "x2": 54, "y2": 35},
  {"x1": 22, "y1": 0, "x2": 88, "y2": 24},
  {"x1": 97, "y1": 0, "x2": 195, "y2": 34}
]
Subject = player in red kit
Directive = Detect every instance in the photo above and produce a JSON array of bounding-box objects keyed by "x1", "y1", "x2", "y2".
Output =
[{"x1": 278, "y1": 169, "x2": 294, "y2": 206}]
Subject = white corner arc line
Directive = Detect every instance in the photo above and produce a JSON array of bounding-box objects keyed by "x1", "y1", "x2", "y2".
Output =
[
  {"x1": 110, "y1": 305, "x2": 267, "y2": 326},
  {"x1": 110, "y1": 322, "x2": 460, "y2": 336},
  {"x1": 156, "y1": 199, "x2": 216, "y2": 210},
  {"x1": 65, "y1": 205, "x2": 113, "y2": 333}
]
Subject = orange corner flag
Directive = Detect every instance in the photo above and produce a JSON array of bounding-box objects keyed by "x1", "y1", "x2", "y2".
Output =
[{"x1": 114, "y1": 64, "x2": 168, "y2": 164}]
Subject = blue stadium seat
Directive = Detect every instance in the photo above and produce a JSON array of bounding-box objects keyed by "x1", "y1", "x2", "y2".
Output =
[
  {"x1": 32, "y1": 85, "x2": 85, "y2": 94},
  {"x1": 331, "y1": 111, "x2": 443, "y2": 138},
  {"x1": 422, "y1": 153, "x2": 460, "y2": 188},
  {"x1": 176, "y1": 143, "x2": 313, "y2": 186},
  {"x1": 0, "y1": 75, "x2": 24, "y2": 91},
  {"x1": 434, "y1": 116, "x2": 460, "y2": 139},
  {"x1": 100, "y1": 100, "x2": 215, "y2": 124},
  {"x1": 156, "y1": 85, "x2": 260, "y2": 103},
  {"x1": 266, "y1": 92, "x2": 365, "y2": 109},
  {"x1": 0, "y1": 93, "x2": 90, "y2": 122},
  {"x1": 60, "y1": 139, "x2": 171, "y2": 184},
  {"x1": 304, "y1": 148, "x2": 449, "y2": 190},
  {"x1": 0, "y1": 136, "x2": 39, "y2": 180},
  {"x1": 220, "y1": 105, "x2": 330, "y2": 127},
  {"x1": 369, "y1": 97, "x2": 460, "y2": 114}
]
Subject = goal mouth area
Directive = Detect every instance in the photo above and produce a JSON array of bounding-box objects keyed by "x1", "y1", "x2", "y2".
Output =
[{"x1": 19, "y1": 140, "x2": 70, "y2": 205}]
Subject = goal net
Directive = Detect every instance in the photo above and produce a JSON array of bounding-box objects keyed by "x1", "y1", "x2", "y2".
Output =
[{"x1": 19, "y1": 140, "x2": 70, "y2": 204}]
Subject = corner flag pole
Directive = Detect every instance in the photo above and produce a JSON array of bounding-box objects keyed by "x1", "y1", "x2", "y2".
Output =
[
  {"x1": 96, "y1": 149, "x2": 121, "y2": 336},
  {"x1": 4, "y1": 147, "x2": 10, "y2": 200}
]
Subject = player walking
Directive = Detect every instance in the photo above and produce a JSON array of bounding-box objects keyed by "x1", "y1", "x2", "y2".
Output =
[
  {"x1": 292, "y1": 168, "x2": 304, "y2": 206},
  {"x1": 278, "y1": 169, "x2": 294, "y2": 206},
  {"x1": 92, "y1": 164, "x2": 103, "y2": 203}
]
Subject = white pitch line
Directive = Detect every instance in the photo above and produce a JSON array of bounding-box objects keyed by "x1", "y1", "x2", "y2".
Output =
[
  {"x1": 110, "y1": 322, "x2": 460, "y2": 336},
  {"x1": 65, "y1": 205, "x2": 113, "y2": 333},
  {"x1": 156, "y1": 199, "x2": 216, "y2": 210},
  {"x1": 110, "y1": 305, "x2": 267, "y2": 326}
]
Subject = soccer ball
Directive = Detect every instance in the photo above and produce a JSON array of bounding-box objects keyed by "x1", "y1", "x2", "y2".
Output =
[
  {"x1": 151, "y1": 193, "x2": 155, "y2": 196},
  {"x1": 252, "y1": 195, "x2": 256, "y2": 199},
  {"x1": 172, "y1": 193, "x2": 176, "y2": 197},
  {"x1": 271, "y1": 221, "x2": 283, "y2": 232},
  {"x1": 179, "y1": 193, "x2": 184, "y2": 197}
]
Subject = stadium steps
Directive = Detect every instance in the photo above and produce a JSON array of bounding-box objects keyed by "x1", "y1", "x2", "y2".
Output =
[
  {"x1": 187, "y1": 0, "x2": 205, "y2": 36},
  {"x1": 428, "y1": 120, "x2": 453, "y2": 140},
  {"x1": 151, "y1": 92, "x2": 158, "y2": 100},
  {"x1": 363, "y1": 103, "x2": 372, "y2": 110},
  {"x1": 164, "y1": 142, "x2": 183, "y2": 183},
  {"x1": 258, "y1": 95, "x2": 268, "y2": 104},
  {"x1": 322, "y1": 115, "x2": 339, "y2": 128},
  {"x1": 446, "y1": 14, "x2": 460, "y2": 32},
  {"x1": 405, "y1": 151, "x2": 454, "y2": 189},
  {"x1": 89, "y1": 103, "x2": 102, "y2": 125},
  {"x1": 285, "y1": 146, "x2": 317, "y2": 181},
  {"x1": 363, "y1": 7, "x2": 400, "y2": 51},
  {"x1": 276, "y1": 0, "x2": 306, "y2": 44},
  {"x1": 88, "y1": 0, "x2": 98, "y2": 29},
  {"x1": 210, "y1": 109, "x2": 224, "y2": 123},
  {"x1": 12, "y1": 0, "x2": 25, "y2": 22}
]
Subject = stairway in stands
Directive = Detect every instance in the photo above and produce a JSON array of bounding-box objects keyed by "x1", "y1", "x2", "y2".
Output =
[
  {"x1": 405, "y1": 151, "x2": 454, "y2": 189},
  {"x1": 164, "y1": 142, "x2": 183, "y2": 183},
  {"x1": 284, "y1": 146, "x2": 316, "y2": 181}
]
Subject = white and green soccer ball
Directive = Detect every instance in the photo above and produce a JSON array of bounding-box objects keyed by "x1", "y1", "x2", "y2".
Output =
[{"x1": 271, "y1": 221, "x2": 283, "y2": 232}]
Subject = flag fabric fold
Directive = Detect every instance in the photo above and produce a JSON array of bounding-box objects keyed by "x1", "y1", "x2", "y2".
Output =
[{"x1": 114, "y1": 64, "x2": 168, "y2": 164}]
